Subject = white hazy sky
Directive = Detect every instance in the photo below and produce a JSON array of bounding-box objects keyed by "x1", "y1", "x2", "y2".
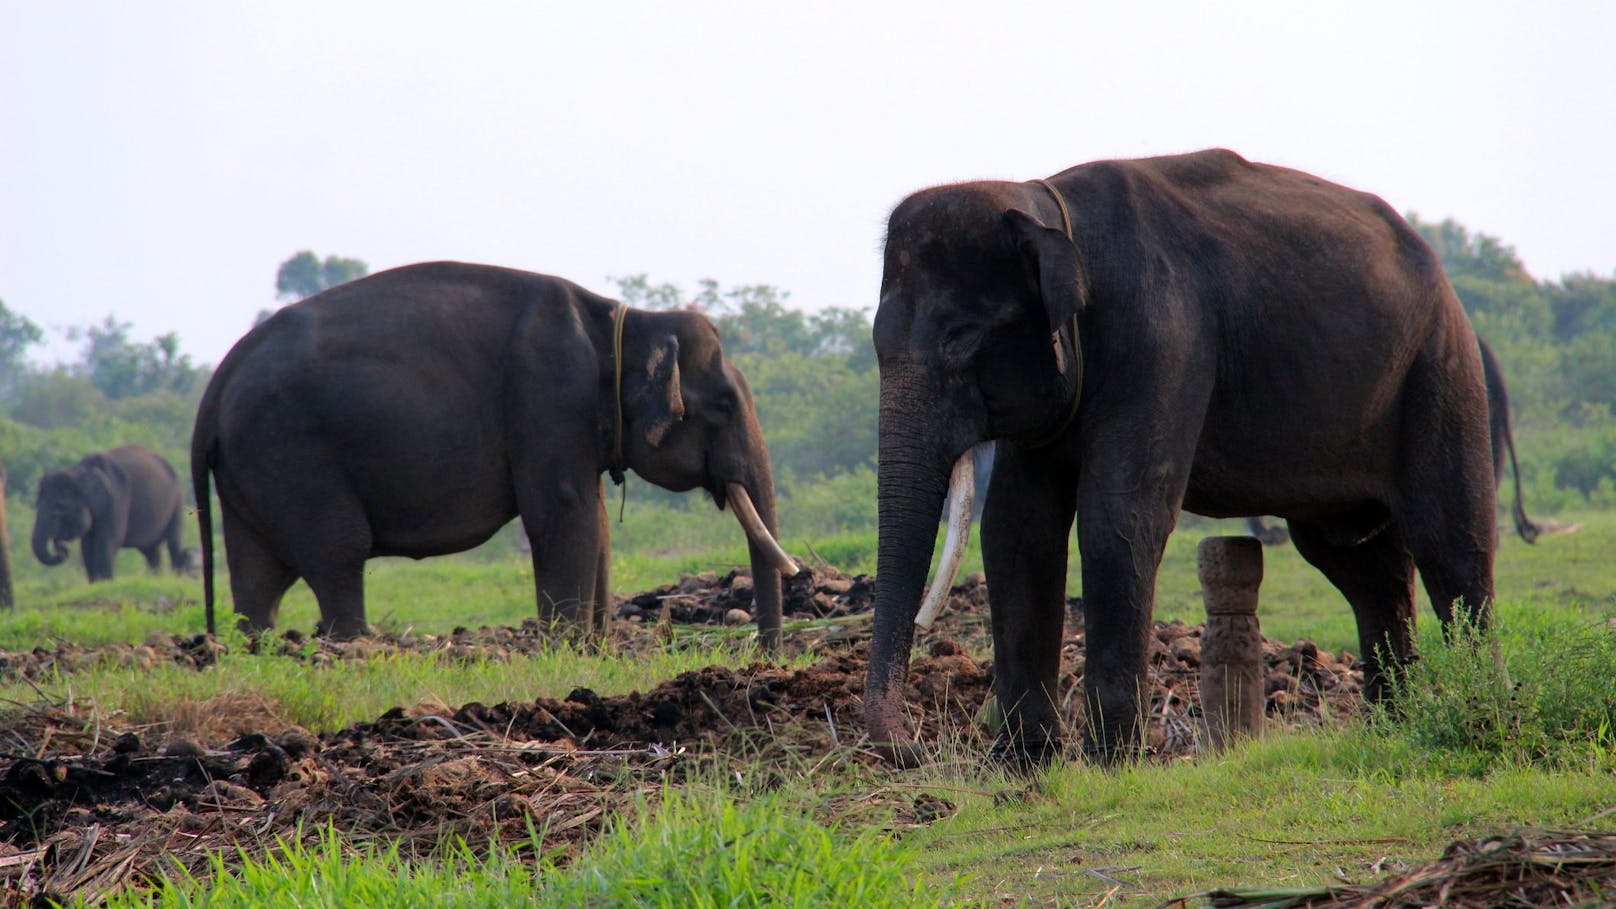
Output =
[{"x1": 2, "y1": 2, "x2": 1613, "y2": 366}]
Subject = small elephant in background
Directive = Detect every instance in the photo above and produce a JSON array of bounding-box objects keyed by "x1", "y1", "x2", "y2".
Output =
[{"x1": 33, "y1": 444, "x2": 190, "y2": 582}]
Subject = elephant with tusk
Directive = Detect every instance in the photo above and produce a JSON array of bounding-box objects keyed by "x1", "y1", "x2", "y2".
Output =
[
  {"x1": 869, "y1": 150, "x2": 1506, "y2": 768},
  {"x1": 192, "y1": 262, "x2": 798, "y2": 644}
]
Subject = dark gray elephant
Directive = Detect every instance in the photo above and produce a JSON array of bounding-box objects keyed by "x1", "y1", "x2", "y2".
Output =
[
  {"x1": 192, "y1": 262, "x2": 797, "y2": 643},
  {"x1": 33, "y1": 444, "x2": 188, "y2": 582},
  {"x1": 1244, "y1": 337, "x2": 1540, "y2": 547},
  {"x1": 869, "y1": 149, "x2": 1500, "y2": 767}
]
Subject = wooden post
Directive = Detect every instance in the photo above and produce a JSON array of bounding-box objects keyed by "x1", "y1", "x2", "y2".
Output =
[{"x1": 1198, "y1": 535, "x2": 1264, "y2": 751}]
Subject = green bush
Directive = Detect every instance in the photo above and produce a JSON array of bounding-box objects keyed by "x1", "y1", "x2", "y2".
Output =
[
  {"x1": 546, "y1": 791, "x2": 962, "y2": 908},
  {"x1": 1380, "y1": 606, "x2": 1616, "y2": 775}
]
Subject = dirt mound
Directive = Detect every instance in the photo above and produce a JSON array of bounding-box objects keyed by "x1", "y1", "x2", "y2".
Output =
[
  {"x1": 0, "y1": 633, "x2": 226, "y2": 684},
  {"x1": 617, "y1": 565, "x2": 876, "y2": 625},
  {"x1": 0, "y1": 569, "x2": 1365, "y2": 904},
  {"x1": 0, "y1": 644, "x2": 983, "y2": 904}
]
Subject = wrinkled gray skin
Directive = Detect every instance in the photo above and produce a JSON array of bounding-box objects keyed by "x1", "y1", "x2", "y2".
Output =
[
  {"x1": 870, "y1": 150, "x2": 1499, "y2": 768},
  {"x1": 193, "y1": 262, "x2": 787, "y2": 644},
  {"x1": 1246, "y1": 338, "x2": 1540, "y2": 547},
  {"x1": 33, "y1": 444, "x2": 188, "y2": 582}
]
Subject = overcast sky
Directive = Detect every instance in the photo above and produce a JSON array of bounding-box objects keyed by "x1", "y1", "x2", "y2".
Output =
[{"x1": 2, "y1": 2, "x2": 1612, "y2": 366}]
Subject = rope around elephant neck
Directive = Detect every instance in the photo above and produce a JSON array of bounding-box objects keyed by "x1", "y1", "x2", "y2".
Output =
[
  {"x1": 1024, "y1": 178, "x2": 1083, "y2": 450},
  {"x1": 1033, "y1": 178, "x2": 1073, "y2": 240},
  {"x1": 609, "y1": 302, "x2": 628, "y2": 487}
]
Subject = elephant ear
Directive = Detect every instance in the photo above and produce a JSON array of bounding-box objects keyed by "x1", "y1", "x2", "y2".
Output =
[
  {"x1": 1004, "y1": 208, "x2": 1087, "y2": 337},
  {"x1": 78, "y1": 455, "x2": 126, "y2": 520},
  {"x1": 633, "y1": 335, "x2": 685, "y2": 447}
]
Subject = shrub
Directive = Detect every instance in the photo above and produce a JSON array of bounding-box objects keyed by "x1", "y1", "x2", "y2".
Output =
[{"x1": 1380, "y1": 606, "x2": 1616, "y2": 774}]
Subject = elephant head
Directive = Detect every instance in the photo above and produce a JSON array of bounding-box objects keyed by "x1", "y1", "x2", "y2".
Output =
[
  {"x1": 32, "y1": 456, "x2": 122, "y2": 567},
  {"x1": 866, "y1": 183, "x2": 1084, "y2": 757},
  {"x1": 618, "y1": 308, "x2": 798, "y2": 647}
]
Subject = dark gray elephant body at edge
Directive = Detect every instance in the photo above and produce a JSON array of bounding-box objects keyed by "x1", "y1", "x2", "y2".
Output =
[
  {"x1": 32, "y1": 444, "x2": 189, "y2": 582},
  {"x1": 191, "y1": 262, "x2": 795, "y2": 644},
  {"x1": 1243, "y1": 337, "x2": 1540, "y2": 549},
  {"x1": 869, "y1": 149, "x2": 1500, "y2": 767}
]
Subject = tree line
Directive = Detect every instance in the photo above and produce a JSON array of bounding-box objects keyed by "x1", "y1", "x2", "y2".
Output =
[{"x1": 0, "y1": 227, "x2": 1612, "y2": 532}]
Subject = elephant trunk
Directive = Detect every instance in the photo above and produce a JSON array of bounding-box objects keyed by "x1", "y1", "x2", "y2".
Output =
[
  {"x1": 866, "y1": 390, "x2": 956, "y2": 765},
  {"x1": 32, "y1": 519, "x2": 68, "y2": 566}
]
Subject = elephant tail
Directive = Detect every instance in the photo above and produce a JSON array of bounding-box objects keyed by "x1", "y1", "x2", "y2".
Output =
[
  {"x1": 1480, "y1": 338, "x2": 1540, "y2": 545},
  {"x1": 191, "y1": 399, "x2": 218, "y2": 635},
  {"x1": 1500, "y1": 411, "x2": 1540, "y2": 544}
]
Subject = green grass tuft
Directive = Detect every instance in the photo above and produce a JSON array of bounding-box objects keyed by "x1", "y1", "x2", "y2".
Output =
[
  {"x1": 99, "y1": 793, "x2": 961, "y2": 909},
  {"x1": 1377, "y1": 606, "x2": 1616, "y2": 775},
  {"x1": 546, "y1": 790, "x2": 965, "y2": 908}
]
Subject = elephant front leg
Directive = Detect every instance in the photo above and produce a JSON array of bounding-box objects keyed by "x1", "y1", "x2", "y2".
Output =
[
  {"x1": 981, "y1": 446, "x2": 1077, "y2": 769},
  {"x1": 82, "y1": 531, "x2": 118, "y2": 582},
  {"x1": 1074, "y1": 448, "x2": 1192, "y2": 763},
  {"x1": 522, "y1": 476, "x2": 603, "y2": 640}
]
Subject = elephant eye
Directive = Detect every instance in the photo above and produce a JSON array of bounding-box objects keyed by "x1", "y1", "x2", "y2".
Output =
[{"x1": 939, "y1": 325, "x2": 984, "y2": 363}]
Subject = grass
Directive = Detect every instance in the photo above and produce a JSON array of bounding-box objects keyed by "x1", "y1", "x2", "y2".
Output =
[
  {"x1": 1380, "y1": 605, "x2": 1616, "y2": 775},
  {"x1": 7, "y1": 504, "x2": 1616, "y2": 907},
  {"x1": 0, "y1": 633, "x2": 814, "y2": 736},
  {"x1": 899, "y1": 731, "x2": 1614, "y2": 905},
  {"x1": 95, "y1": 792, "x2": 963, "y2": 909},
  {"x1": 8, "y1": 501, "x2": 1609, "y2": 655},
  {"x1": 77, "y1": 727, "x2": 1616, "y2": 908}
]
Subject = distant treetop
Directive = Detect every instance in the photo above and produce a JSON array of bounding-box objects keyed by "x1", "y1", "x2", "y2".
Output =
[{"x1": 275, "y1": 251, "x2": 369, "y2": 301}]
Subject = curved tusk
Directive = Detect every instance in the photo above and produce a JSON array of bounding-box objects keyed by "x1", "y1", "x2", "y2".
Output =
[
  {"x1": 726, "y1": 483, "x2": 801, "y2": 576},
  {"x1": 915, "y1": 449, "x2": 976, "y2": 629}
]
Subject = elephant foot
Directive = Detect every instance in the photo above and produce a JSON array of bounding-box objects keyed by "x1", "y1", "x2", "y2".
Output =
[
  {"x1": 315, "y1": 618, "x2": 371, "y2": 641},
  {"x1": 872, "y1": 738, "x2": 928, "y2": 769},
  {"x1": 990, "y1": 735, "x2": 1066, "y2": 774},
  {"x1": 235, "y1": 616, "x2": 274, "y2": 637},
  {"x1": 1080, "y1": 739, "x2": 1146, "y2": 769}
]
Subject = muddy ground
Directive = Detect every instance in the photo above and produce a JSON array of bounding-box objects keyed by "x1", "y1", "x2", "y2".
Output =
[{"x1": 0, "y1": 568, "x2": 1362, "y2": 904}]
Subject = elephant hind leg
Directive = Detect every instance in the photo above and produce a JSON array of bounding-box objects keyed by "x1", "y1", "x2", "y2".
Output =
[
  {"x1": 1288, "y1": 518, "x2": 1416, "y2": 704},
  {"x1": 162, "y1": 508, "x2": 187, "y2": 573},
  {"x1": 1395, "y1": 350, "x2": 1498, "y2": 628},
  {"x1": 1398, "y1": 475, "x2": 1496, "y2": 630},
  {"x1": 223, "y1": 510, "x2": 297, "y2": 634},
  {"x1": 306, "y1": 566, "x2": 367, "y2": 640},
  {"x1": 279, "y1": 497, "x2": 372, "y2": 641},
  {"x1": 139, "y1": 544, "x2": 163, "y2": 571}
]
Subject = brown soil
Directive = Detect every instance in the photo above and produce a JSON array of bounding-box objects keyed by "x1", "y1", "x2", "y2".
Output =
[{"x1": 0, "y1": 568, "x2": 1362, "y2": 905}]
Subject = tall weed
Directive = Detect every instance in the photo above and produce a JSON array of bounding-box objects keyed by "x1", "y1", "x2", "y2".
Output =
[{"x1": 1379, "y1": 606, "x2": 1616, "y2": 774}]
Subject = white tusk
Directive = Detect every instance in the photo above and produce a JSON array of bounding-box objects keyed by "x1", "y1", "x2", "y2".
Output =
[
  {"x1": 726, "y1": 483, "x2": 801, "y2": 576},
  {"x1": 915, "y1": 449, "x2": 976, "y2": 629}
]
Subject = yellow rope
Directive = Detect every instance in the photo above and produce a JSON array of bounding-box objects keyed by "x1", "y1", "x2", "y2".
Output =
[
  {"x1": 1033, "y1": 178, "x2": 1074, "y2": 240},
  {"x1": 1025, "y1": 178, "x2": 1083, "y2": 449},
  {"x1": 610, "y1": 302, "x2": 628, "y2": 485}
]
